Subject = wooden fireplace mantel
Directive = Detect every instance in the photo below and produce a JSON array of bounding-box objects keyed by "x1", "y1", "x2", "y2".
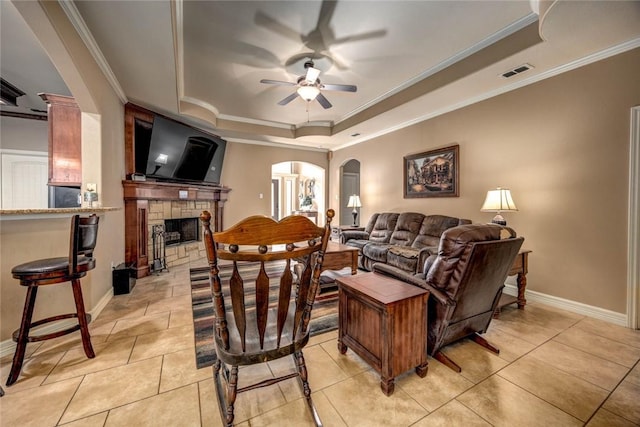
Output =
[
  {"x1": 123, "y1": 180, "x2": 231, "y2": 278},
  {"x1": 122, "y1": 180, "x2": 231, "y2": 202}
]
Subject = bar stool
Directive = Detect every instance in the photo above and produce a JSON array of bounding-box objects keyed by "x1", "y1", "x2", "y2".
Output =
[{"x1": 6, "y1": 214, "x2": 99, "y2": 386}]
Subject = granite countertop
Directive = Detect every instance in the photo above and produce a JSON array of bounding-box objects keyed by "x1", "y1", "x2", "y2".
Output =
[{"x1": 0, "y1": 207, "x2": 120, "y2": 220}]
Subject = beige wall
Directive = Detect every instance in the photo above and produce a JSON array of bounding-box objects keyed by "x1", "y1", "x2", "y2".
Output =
[{"x1": 330, "y1": 48, "x2": 640, "y2": 314}]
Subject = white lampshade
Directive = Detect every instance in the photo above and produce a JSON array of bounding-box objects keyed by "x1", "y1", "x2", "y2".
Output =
[
  {"x1": 347, "y1": 195, "x2": 362, "y2": 208},
  {"x1": 480, "y1": 187, "x2": 517, "y2": 225},
  {"x1": 297, "y1": 85, "x2": 320, "y2": 101},
  {"x1": 347, "y1": 195, "x2": 361, "y2": 226}
]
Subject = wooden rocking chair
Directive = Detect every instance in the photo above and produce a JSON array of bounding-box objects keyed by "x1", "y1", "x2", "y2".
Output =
[{"x1": 200, "y1": 209, "x2": 333, "y2": 426}]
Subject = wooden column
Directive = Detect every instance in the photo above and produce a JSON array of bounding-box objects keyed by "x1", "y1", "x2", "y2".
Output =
[{"x1": 40, "y1": 93, "x2": 81, "y2": 186}]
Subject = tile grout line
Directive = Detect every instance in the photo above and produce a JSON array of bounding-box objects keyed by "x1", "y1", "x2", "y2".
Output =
[{"x1": 581, "y1": 358, "x2": 640, "y2": 426}]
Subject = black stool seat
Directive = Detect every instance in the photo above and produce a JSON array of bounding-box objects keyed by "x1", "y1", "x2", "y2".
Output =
[
  {"x1": 6, "y1": 215, "x2": 99, "y2": 386},
  {"x1": 13, "y1": 256, "x2": 95, "y2": 280}
]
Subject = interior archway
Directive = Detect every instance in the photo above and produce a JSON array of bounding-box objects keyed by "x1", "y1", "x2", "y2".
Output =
[
  {"x1": 271, "y1": 161, "x2": 325, "y2": 224},
  {"x1": 340, "y1": 159, "x2": 361, "y2": 226}
]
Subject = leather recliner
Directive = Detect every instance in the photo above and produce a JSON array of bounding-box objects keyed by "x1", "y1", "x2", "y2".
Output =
[{"x1": 374, "y1": 223, "x2": 524, "y2": 372}]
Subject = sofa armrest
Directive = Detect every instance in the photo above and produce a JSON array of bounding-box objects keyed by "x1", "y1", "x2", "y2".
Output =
[
  {"x1": 372, "y1": 263, "x2": 424, "y2": 287},
  {"x1": 341, "y1": 230, "x2": 369, "y2": 244},
  {"x1": 420, "y1": 282, "x2": 455, "y2": 307},
  {"x1": 421, "y1": 254, "x2": 438, "y2": 275},
  {"x1": 416, "y1": 247, "x2": 438, "y2": 274}
]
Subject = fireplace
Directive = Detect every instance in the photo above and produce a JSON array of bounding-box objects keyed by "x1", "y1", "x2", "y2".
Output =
[
  {"x1": 123, "y1": 180, "x2": 231, "y2": 278},
  {"x1": 164, "y1": 217, "x2": 199, "y2": 246}
]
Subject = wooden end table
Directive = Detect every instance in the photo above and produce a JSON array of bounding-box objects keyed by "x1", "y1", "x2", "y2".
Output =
[
  {"x1": 336, "y1": 272, "x2": 429, "y2": 396},
  {"x1": 318, "y1": 241, "x2": 359, "y2": 274},
  {"x1": 495, "y1": 249, "x2": 531, "y2": 315}
]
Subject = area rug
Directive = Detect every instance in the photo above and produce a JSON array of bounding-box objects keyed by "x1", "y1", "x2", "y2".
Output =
[{"x1": 190, "y1": 262, "x2": 339, "y2": 369}]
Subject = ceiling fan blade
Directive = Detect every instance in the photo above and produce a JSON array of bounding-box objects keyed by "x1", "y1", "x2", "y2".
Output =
[
  {"x1": 316, "y1": 0, "x2": 337, "y2": 29},
  {"x1": 332, "y1": 29, "x2": 388, "y2": 45},
  {"x1": 316, "y1": 93, "x2": 332, "y2": 109},
  {"x1": 260, "y1": 79, "x2": 296, "y2": 86},
  {"x1": 278, "y1": 92, "x2": 299, "y2": 106},
  {"x1": 305, "y1": 66, "x2": 321, "y2": 83},
  {"x1": 321, "y1": 83, "x2": 357, "y2": 92},
  {"x1": 254, "y1": 11, "x2": 301, "y2": 42}
]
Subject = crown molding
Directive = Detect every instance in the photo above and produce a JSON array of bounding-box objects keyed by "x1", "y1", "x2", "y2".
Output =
[
  {"x1": 59, "y1": 0, "x2": 127, "y2": 104},
  {"x1": 341, "y1": 13, "x2": 540, "y2": 124},
  {"x1": 332, "y1": 37, "x2": 640, "y2": 152}
]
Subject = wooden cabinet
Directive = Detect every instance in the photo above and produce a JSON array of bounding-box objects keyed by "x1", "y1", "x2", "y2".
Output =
[
  {"x1": 40, "y1": 94, "x2": 81, "y2": 186},
  {"x1": 336, "y1": 272, "x2": 429, "y2": 395}
]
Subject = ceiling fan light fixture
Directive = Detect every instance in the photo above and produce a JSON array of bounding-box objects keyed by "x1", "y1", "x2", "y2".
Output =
[{"x1": 297, "y1": 85, "x2": 320, "y2": 102}]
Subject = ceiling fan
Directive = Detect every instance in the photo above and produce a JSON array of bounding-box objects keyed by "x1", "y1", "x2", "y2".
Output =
[{"x1": 260, "y1": 60, "x2": 356, "y2": 109}]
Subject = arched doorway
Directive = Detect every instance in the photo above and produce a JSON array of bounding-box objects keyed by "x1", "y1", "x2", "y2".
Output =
[
  {"x1": 271, "y1": 161, "x2": 325, "y2": 224},
  {"x1": 340, "y1": 159, "x2": 361, "y2": 226}
]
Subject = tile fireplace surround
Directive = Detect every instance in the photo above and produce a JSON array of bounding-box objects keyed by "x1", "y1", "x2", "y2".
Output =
[
  {"x1": 123, "y1": 180, "x2": 230, "y2": 278},
  {"x1": 147, "y1": 200, "x2": 209, "y2": 270}
]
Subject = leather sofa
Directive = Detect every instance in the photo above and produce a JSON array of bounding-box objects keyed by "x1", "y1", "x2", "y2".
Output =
[
  {"x1": 342, "y1": 212, "x2": 470, "y2": 273},
  {"x1": 373, "y1": 223, "x2": 524, "y2": 372}
]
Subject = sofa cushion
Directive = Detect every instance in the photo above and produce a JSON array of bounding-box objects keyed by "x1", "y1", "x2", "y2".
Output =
[
  {"x1": 389, "y1": 212, "x2": 425, "y2": 246},
  {"x1": 362, "y1": 242, "x2": 391, "y2": 263},
  {"x1": 388, "y1": 246, "x2": 420, "y2": 259},
  {"x1": 368, "y1": 213, "x2": 399, "y2": 243},
  {"x1": 362, "y1": 213, "x2": 380, "y2": 234},
  {"x1": 412, "y1": 215, "x2": 466, "y2": 249},
  {"x1": 386, "y1": 246, "x2": 419, "y2": 272}
]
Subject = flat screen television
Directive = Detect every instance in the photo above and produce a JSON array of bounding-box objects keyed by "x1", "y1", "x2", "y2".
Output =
[{"x1": 144, "y1": 116, "x2": 226, "y2": 184}]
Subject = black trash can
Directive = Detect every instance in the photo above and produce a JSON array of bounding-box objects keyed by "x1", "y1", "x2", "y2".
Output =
[{"x1": 112, "y1": 263, "x2": 136, "y2": 295}]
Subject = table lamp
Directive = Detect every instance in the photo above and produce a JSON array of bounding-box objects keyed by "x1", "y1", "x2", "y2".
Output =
[
  {"x1": 347, "y1": 195, "x2": 362, "y2": 226},
  {"x1": 480, "y1": 187, "x2": 518, "y2": 225}
]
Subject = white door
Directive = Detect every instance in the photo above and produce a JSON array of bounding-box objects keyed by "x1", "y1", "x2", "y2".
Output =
[{"x1": 1, "y1": 150, "x2": 48, "y2": 209}]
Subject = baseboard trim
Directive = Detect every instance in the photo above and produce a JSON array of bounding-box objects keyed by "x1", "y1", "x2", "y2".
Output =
[
  {"x1": 0, "y1": 288, "x2": 114, "y2": 359},
  {"x1": 503, "y1": 284, "x2": 627, "y2": 326}
]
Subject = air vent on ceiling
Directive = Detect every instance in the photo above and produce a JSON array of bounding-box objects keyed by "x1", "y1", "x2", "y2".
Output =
[{"x1": 501, "y1": 63, "x2": 534, "y2": 79}]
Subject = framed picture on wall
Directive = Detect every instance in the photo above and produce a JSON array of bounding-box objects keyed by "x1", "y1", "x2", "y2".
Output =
[{"x1": 403, "y1": 144, "x2": 459, "y2": 198}]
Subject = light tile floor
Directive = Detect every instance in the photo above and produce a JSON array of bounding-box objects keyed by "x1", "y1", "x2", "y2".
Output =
[{"x1": 1, "y1": 264, "x2": 639, "y2": 426}]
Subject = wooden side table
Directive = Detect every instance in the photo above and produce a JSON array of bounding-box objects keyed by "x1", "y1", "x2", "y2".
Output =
[
  {"x1": 496, "y1": 249, "x2": 531, "y2": 314},
  {"x1": 336, "y1": 272, "x2": 429, "y2": 395},
  {"x1": 317, "y1": 242, "x2": 359, "y2": 275}
]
